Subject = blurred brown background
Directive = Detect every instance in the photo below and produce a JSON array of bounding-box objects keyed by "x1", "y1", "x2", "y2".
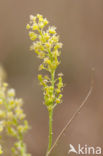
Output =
[{"x1": 0, "y1": 0, "x2": 103, "y2": 156}]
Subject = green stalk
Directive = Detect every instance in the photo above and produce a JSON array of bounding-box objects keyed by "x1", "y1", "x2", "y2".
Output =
[
  {"x1": 46, "y1": 71, "x2": 55, "y2": 155},
  {"x1": 48, "y1": 109, "x2": 53, "y2": 151}
]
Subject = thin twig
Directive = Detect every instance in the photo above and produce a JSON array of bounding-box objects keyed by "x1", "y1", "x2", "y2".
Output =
[{"x1": 47, "y1": 69, "x2": 94, "y2": 156}]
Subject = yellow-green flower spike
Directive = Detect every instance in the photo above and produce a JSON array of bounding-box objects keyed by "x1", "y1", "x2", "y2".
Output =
[
  {"x1": 0, "y1": 81, "x2": 31, "y2": 156},
  {"x1": 27, "y1": 14, "x2": 64, "y2": 155},
  {"x1": 26, "y1": 14, "x2": 63, "y2": 108}
]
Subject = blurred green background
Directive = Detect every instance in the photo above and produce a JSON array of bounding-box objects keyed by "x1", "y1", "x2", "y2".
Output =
[{"x1": 0, "y1": 0, "x2": 103, "y2": 156}]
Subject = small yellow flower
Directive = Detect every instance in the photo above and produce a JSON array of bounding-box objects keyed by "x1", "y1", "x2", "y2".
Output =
[
  {"x1": 8, "y1": 89, "x2": 15, "y2": 97},
  {"x1": 29, "y1": 32, "x2": 37, "y2": 41},
  {"x1": 0, "y1": 145, "x2": 3, "y2": 155},
  {"x1": 37, "y1": 14, "x2": 43, "y2": 22},
  {"x1": 55, "y1": 98, "x2": 60, "y2": 104},
  {"x1": 48, "y1": 26, "x2": 56, "y2": 34},
  {"x1": 0, "y1": 111, "x2": 5, "y2": 118},
  {"x1": 0, "y1": 99, "x2": 3, "y2": 105},
  {"x1": 38, "y1": 52, "x2": 45, "y2": 59},
  {"x1": 32, "y1": 24, "x2": 38, "y2": 30},
  {"x1": 43, "y1": 18, "x2": 48, "y2": 25},
  {"x1": 15, "y1": 107, "x2": 23, "y2": 116},
  {"x1": 7, "y1": 112, "x2": 13, "y2": 119},
  {"x1": 44, "y1": 58, "x2": 51, "y2": 64},
  {"x1": 30, "y1": 15, "x2": 36, "y2": 21},
  {"x1": 3, "y1": 83, "x2": 8, "y2": 88},
  {"x1": 26, "y1": 24, "x2": 30, "y2": 30},
  {"x1": 39, "y1": 64, "x2": 44, "y2": 71}
]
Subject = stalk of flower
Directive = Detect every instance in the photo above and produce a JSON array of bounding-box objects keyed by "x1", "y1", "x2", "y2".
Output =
[{"x1": 26, "y1": 14, "x2": 64, "y2": 155}]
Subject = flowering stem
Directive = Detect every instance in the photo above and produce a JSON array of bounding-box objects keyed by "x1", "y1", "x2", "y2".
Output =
[
  {"x1": 46, "y1": 70, "x2": 55, "y2": 155},
  {"x1": 26, "y1": 14, "x2": 64, "y2": 156},
  {"x1": 48, "y1": 109, "x2": 53, "y2": 151}
]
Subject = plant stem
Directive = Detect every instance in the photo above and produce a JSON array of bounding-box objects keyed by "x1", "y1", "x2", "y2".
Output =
[
  {"x1": 46, "y1": 109, "x2": 53, "y2": 156},
  {"x1": 48, "y1": 109, "x2": 53, "y2": 151},
  {"x1": 46, "y1": 70, "x2": 55, "y2": 156}
]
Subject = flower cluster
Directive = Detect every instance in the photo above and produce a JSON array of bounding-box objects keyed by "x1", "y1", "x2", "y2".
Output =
[
  {"x1": 0, "y1": 82, "x2": 30, "y2": 156},
  {"x1": 26, "y1": 14, "x2": 63, "y2": 111}
]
